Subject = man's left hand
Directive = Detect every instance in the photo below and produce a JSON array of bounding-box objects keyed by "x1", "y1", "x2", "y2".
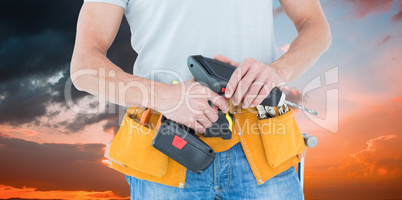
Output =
[{"x1": 214, "y1": 55, "x2": 285, "y2": 109}]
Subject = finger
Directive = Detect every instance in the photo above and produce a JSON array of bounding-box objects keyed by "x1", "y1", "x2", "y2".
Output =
[
  {"x1": 248, "y1": 93, "x2": 268, "y2": 108},
  {"x1": 204, "y1": 106, "x2": 219, "y2": 123},
  {"x1": 225, "y1": 59, "x2": 253, "y2": 99},
  {"x1": 207, "y1": 90, "x2": 229, "y2": 113},
  {"x1": 249, "y1": 83, "x2": 272, "y2": 107},
  {"x1": 242, "y1": 77, "x2": 266, "y2": 108},
  {"x1": 214, "y1": 54, "x2": 240, "y2": 67},
  {"x1": 194, "y1": 121, "x2": 206, "y2": 133},
  {"x1": 232, "y1": 69, "x2": 258, "y2": 107},
  {"x1": 242, "y1": 73, "x2": 269, "y2": 107},
  {"x1": 196, "y1": 114, "x2": 213, "y2": 129}
]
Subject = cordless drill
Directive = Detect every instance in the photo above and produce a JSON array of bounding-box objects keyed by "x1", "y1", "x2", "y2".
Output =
[{"x1": 152, "y1": 55, "x2": 295, "y2": 174}]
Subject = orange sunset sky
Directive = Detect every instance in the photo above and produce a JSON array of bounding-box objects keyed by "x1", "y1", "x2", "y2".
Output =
[{"x1": 1, "y1": 0, "x2": 402, "y2": 199}]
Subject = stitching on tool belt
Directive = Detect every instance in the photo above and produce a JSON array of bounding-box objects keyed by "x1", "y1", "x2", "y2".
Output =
[
  {"x1": 235, "y1": 110, "x2": 258, "y2": 114},
  {"x1": 235, "y1": 115, "x2": 262, "y2": 181},
  {"x1": 239, "y1": 135, "x2": 262, "y2": 181},
  {"x1": 179, "y1": 166, "x2": 185, "y2": 186}
]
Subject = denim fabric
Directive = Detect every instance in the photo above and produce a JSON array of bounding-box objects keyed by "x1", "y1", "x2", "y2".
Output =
[{"x1": 126, "y1": 143, "x2": 303, "y2": 200}]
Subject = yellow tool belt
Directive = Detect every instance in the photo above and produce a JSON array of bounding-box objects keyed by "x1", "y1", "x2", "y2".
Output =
[{"x1": 104, "y1": 100, "x2": 306, "y2": 188}]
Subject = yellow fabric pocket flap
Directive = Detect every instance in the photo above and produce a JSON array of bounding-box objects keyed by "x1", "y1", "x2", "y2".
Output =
[
  {"x1": 257, "y1": 108, "x2": 306, "y2": 168},
  {"x1": 108, "y1": 111, "x2": 169, "y2": 178}
]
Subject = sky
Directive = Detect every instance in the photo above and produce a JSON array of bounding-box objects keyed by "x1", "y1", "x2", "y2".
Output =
[{"x1": 0, "y1": 0, "x2": 402, "y2": 199}]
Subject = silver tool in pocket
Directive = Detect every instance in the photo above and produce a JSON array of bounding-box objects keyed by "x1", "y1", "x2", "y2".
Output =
[
  {"x1": 256, "y1": 105, "x2": 268, "y2": 119},
  {"x1": 265, "y1": 106, "x2": 277, "y2": 118}
]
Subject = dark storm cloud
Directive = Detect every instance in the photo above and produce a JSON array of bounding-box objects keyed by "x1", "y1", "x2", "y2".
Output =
[
  {"x1": 392, "y1": 0, "x2": 402, "y2": 22},
  {"x1": 0, "y1": 0, "x2": 81, "y2": 83},
  {"x1": 392, "y1": 11, "x2": 402, "y2": 22},
  {"x1": 0, "y1": 0, "x2": 135, "y2": 82},
  {"x1": 0, "y1": 70, "x2": 88, "y2": 126},
  {"x1": 0, "y1": 0, "x2": 136, "y2": 128},
  {"x1": 64, "y1": 104, "x2": 121, "y2": 133},
  {"x1": 0, "y1": 133, "x2": 129, "y2": 197},
  {"x1": 0, "y1": 69, "x2": 123, "y2": 131},
  {"x1": 0, "y1": 78, "x2": 50, "y2": 125},
  {"x1": 0, "y1": 0, "x2": 84, "y2": 125},
  {"x1": 0, "y1": 31, "x2": 72, "y2": 83},
  {"x1": 0, "y1": 1, "x2": 81, "y2": 38}
]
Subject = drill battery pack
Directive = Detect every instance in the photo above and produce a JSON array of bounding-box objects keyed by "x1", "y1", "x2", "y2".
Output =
[{"x1": 152, "y1": 118, "x2": 216, "y2": 174}]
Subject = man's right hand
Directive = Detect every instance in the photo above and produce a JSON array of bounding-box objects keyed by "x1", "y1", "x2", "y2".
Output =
[{"x1": 154, "y1": 79, "x2": 229, "y2": 133}]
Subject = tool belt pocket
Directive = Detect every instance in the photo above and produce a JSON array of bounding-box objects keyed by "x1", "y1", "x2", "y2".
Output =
[
  {"x1": 257, "y1": 108, "x2": 305, "y2": 168},
  {"x1": 107, "y1": 108, "x2": 169, "y2": 177}
]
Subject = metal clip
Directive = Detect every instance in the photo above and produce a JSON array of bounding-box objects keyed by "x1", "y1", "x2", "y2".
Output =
[
  {"x1": 264, "y1": 106, "x2": 276, "y2": 118},
  {"x1": 278, "y1": 106, "x2": 285, "y2": 116},
  {"x1": 256, "y1": 105, "x2": 267, "y2": 119},
  {"x1": 283, "y1": 104, "x2": 289, "y2": 113}
]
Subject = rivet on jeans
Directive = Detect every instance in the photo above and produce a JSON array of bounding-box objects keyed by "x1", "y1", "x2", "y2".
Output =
[
  {"x1": 179, "y1": 183, "x2": 184, "y2": 188},
  {"x1": 259, "y1": 179, "x2": 263, "y2": 183},
  {"x1": 238, "y1": 131, "x2": 242, "y2": 135}
]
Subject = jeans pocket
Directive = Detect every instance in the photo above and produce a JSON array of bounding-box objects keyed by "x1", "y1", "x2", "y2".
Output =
[{"x1": 257, "y1": 108, "x2": 305, "y2": 168}]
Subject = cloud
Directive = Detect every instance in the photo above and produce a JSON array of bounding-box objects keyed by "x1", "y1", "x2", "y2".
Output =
[
  {"x1": 0, "y1": 133, "x2": 129, "y2": 197},
  {"x1": 0, "y1": 185, "x2": 129, "y2": 200},
  {"x1": 0, "y1": 0, "x2": 86, "y2": 126},
  {"x1": 344, "y1": 0, "x2": 393, "y2": 18},
  {"x1": 376, "y1": 35, "x2": 391, "y2": 45},
  {"x1": 338, "y1": 135, "x2": 402, "y2": 182},
  {"x1": 0, "y1": 0, "x2": 135, "y2": 129},
  {"x1": 63, "y1": 104, "x2": 121, "y2": 133},
  {"x1": 392, "y1": 96, "x2": 402, "y2": 102},
  {"x1": 0, "y1": 1, "x2": 80, "y2": 83},
  {"x1": 0, "y1": 128, "x2": 40, "y2": 137},
  {"x1": 0, "y1": 0, "x2": 134, "y2": 83},
  {"x1": 0, "y1": 78, "x2": 52, "y2": 126},
  {"x1": 392, "y1": 11, "x2": 402, "y2": 22},
  {"x1": 300, "y1": 97, "x2": 402, "y2": 199},
  {"x1": 392, "y1": 0, "x2": 402, "y2": 22},
  {"x1": 0, "y1": 71, "x2": 88, "y2": 126}
]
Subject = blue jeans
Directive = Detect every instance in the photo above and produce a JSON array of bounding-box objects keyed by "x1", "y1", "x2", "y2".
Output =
[{"x1": 126, "y1": 143, "x2": 304, "y2": 200}]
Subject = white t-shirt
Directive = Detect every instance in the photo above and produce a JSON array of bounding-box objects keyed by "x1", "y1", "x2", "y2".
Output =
[{"x1": 85, "y1": 0, "x2": 276, "y2": 84}]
